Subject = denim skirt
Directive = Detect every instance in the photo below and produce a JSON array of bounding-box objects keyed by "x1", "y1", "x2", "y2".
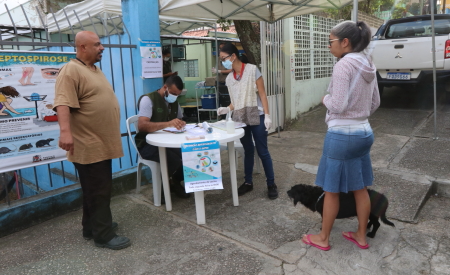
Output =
[{"x1": 315, "y1": 122, "x2": 374, "y2": 193}]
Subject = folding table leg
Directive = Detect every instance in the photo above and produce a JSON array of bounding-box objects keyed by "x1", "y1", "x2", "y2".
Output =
[
  {"x1": 194, "y1": 191, "x2": 206, "y2": 224},
  {"x1": 227, "y1": 141, "x2": 239, "y2": 206},
  {"x1": 158, "y1": 147, "x2": 172, "y2": 211}
]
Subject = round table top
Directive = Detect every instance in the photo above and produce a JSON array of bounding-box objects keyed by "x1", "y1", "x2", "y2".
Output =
[{"x1": 146, "y1": 127, "x2": 244, "y2": 148}]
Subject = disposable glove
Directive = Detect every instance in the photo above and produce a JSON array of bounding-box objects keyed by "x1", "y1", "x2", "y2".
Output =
[
  {"x1": 264, "y1": 114, "x2": 272, "y2": 131},
  {"x1": 217, "y1": 106, "x2": 230, "y2": 115}
]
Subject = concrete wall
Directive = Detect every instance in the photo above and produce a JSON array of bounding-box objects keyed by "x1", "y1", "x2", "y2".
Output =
[
  {"x1": 287, "y1": 77, "x2": 330, "y2": 118},
  {"x1": 0, "y1": 166, "x2": 145, "y2": 237},
  {"x1": 283, "y1": 17, "x2": 332, "y2": 120}
]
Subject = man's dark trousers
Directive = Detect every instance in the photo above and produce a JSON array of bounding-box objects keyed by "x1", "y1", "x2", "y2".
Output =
[
  {"x1": 138, "y1": 144, "x2": 184, "y2": 182},
  {"x1": 74, "y1": 159, "x2": 116, "y2": 243}
]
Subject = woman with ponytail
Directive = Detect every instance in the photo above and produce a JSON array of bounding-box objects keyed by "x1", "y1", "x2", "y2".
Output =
[{"x1": 301, "y1": 21, "x2": 380, "y2": 251}]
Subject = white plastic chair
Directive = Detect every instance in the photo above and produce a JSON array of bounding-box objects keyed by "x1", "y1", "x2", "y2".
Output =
[{"x1": 126, "y1": 115, "x2": 164, "y2": 206}]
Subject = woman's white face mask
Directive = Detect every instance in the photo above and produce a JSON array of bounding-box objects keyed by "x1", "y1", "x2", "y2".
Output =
[{"x1": 164, "y1": 57, "x2": 170, "y2": 61}]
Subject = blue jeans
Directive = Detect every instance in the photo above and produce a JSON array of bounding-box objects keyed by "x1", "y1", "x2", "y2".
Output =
[{"x1": 240, "y1": 115, "x2": 275, "y2": 186}]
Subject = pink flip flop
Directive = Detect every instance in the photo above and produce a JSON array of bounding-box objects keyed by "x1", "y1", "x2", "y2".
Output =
[
  {"x1": 302, "y1": 234, "x2": 331, "y2": 251},
  {"x1": 342, "y1": 232, "x2": 369, "y2": 249}
]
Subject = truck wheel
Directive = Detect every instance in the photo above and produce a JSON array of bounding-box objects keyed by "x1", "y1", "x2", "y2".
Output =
[{"x1": 378, "y1": 85, "x2": 384, "y2": 97}]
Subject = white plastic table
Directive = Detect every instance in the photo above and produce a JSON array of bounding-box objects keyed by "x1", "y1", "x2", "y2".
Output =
[{"x1": 146, "y1": 127, "x2": 244, "y2": 224}]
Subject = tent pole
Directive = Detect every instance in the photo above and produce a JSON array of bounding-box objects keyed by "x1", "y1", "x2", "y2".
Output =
[
  {"x1": 352, "y1": 0, "x2": 358, "y2": 22},
  {"x1": 431, "y1": 2, "x2": 438, "y2": 139},
  {"x1": 271, "y1": 22, "x2": 280, "y2": 138},
  {"x1": 170, "y1": 40, "x2": 173, "y2": 73},
  {"x1": 215, "y1": 24, "x2": 219, "y2": 118}
]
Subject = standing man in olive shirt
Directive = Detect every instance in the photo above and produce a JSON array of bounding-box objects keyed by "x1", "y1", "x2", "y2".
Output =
[{"x1": 53, "y1": 31, "x2": 130, "y2": 250}]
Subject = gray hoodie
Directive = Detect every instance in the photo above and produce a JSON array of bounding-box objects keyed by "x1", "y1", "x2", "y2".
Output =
[{"x1": 323, "y1": 52, "x2": 380, "y2": 125}]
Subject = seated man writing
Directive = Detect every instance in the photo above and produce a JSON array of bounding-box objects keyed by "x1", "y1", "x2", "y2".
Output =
[{"x1": 135, "y1": 75, "x2": 189, "y2": 199}]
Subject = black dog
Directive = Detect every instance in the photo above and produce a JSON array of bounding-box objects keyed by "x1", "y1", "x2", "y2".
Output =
[{"x1": 287, "y1": 184, "x2": 395, "y2": 238}]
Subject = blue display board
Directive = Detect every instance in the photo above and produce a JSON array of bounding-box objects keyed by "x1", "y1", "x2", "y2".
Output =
[{"x1": 181, "y1": 140, "x2": 223, "y2": 193}]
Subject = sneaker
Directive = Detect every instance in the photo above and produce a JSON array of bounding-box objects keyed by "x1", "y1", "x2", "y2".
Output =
[
  {"x1": 238, "y1": 182, "x2": 253, "y2": 196},
  {"x1": 95, "y1": 235, "x2": 131, "y2": 250},
  {"x1": 268, "y1": 184, "x2": 278, "y2": 200},
  {"x1": 83, "y1": 222, "x2": 118, "y2": 240},
  {"x1": 171, "y1": 181, "x2": 190, "y2": 198}
]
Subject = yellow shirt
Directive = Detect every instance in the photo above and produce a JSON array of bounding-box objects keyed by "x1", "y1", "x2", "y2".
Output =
[
  {"x1": 53, "y1": 59, "x2": 123, "y2": 164},
  {"x1": 0, "y1": 93, "x2": 6, "y2": 102}
]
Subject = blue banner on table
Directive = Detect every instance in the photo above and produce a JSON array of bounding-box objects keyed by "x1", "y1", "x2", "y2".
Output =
[
  {"x1": 0, "y1": 50, "x2": 75, "y2": 173},
  {"x1": 181, "y1": 140, "x2": 223, "y2": 193}
]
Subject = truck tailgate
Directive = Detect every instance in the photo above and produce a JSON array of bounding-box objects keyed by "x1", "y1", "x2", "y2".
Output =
[{"x1": 371, "y1": 37, "x2": 446, "y2": 70}]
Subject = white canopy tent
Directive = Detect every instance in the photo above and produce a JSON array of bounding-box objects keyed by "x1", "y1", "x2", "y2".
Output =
[
  {"x1": 45, "y1": 0, "x2": 215, "y2": 36},
  {"x1": 46, "y1": 0, "x2": 122, "y2": 35},
  {"x1": 159, "y1": 15, "x2": 216, "y2": 36},
  {"x1": 159, "y1": 0, "x2": 360, "y2": 23}
]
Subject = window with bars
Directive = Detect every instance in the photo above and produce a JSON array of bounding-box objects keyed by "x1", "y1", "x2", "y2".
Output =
[
  {"x1": 293, "y1": 14, "x2": 339, "y2": 81},
  {"x1": 184, "y1": 60, "x2": 199, "y2": 77}
]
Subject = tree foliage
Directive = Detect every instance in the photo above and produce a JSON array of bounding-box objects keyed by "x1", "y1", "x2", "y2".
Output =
[
  {"x1": 216, "y1": 19, "x2": 261, "y2": 66},
  {"x1": 322, "y1": 0, "x2": 395, "y2": 20}
]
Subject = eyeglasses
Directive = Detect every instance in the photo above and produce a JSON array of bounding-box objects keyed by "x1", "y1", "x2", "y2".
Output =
[
  {"x1": 220, "y1": 54, "x2": 232, "y2": 62},
  {"x1": 328, "y1": 39, "x2": 340, "y2": 46}
]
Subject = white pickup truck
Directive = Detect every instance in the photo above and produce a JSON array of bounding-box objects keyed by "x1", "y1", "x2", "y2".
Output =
[{"x1": 370, "y1": 14, "x2": 450, "y2": 94}]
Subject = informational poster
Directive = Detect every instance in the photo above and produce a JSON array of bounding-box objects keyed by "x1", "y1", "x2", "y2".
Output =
[
  {"x1": 140, "y1": 40, "x2": 162, "y2": 78},
  {"x1": 181, "y1": 140, "x2": 223, "y2": 193},
  {"x1": 0, "y1": 50, "x2": 75, "y2": 173}
]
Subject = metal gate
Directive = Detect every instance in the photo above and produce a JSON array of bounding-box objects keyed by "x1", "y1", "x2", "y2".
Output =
[
  {"x1": 260, "y1": 20, "x2": 285, "y2": 135},
  {"x1": 0, "y1": 4, "x2": 139, "y2": 206}
]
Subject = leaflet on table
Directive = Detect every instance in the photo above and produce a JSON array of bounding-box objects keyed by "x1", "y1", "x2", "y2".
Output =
[
  {"x1": 181, "y1": 140, "x2": 222, "y2": 193},
  {"x1": 163, "y1": 124, "x2": 197, "y2": 133},
  {"x1": 210, "y1": 120, "x2": 246, "y2": 131}
]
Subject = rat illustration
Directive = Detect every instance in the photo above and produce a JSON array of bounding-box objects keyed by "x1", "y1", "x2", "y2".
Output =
[
  {"x1": 36, "y1": 138, "x2": 54, "y2": 148},
  {"x1": 0, "y1": 144, "x2": 16, "y2": 154},
  {"x1": 19, "y1": 143, "x2": 33, "y2": 151}
]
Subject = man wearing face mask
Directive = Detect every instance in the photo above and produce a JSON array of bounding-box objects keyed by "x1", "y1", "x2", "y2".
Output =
[
  {"x1": 135, "y1": 75, "x2": 189, "y2": 199},
  {"x1": 162, "y1": 49, "x2": 177, "y2": 83}
]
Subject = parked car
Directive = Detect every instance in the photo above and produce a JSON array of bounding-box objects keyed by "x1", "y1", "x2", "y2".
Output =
[{"x1": 369, "y1": 14, "x2": 450, "y2": 95}]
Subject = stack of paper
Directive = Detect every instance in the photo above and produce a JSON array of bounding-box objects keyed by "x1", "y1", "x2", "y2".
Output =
[{"x1": 210, "y1": 120, "x2": 246, "y2": 131}]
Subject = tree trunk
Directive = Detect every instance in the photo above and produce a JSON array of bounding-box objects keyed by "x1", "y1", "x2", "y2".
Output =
[{"x1": 233, "y1": 20, "x2": 261, "y2": 67}]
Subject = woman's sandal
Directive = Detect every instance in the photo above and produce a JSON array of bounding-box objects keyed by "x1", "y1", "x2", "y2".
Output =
[
  {"x1": 342, "y1": 232, "x2": 369, "y2": 249},
  {"x1": 302, "y1": 234, "x2": 331, "y2": 251}
]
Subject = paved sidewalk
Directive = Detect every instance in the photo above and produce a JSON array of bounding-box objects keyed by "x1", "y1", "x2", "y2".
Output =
[{"x1": 1, "y1": 104, "x2": 450, "y2": 275}]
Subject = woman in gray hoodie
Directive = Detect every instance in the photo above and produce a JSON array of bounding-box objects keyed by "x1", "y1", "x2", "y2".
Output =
[{"x1": 302, "y1": 21, "x2": 380, "y2": 251}]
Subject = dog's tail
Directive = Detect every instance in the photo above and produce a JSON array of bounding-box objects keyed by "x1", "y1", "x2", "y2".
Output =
[{"x1": 381, "y1": 213, "x2": 395, "y2": 227}]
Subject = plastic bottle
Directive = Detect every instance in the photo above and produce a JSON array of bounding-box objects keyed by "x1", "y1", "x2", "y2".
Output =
[
  {"x1": 202, "y1": 121, "x2": 213, "y2": 133},
  {"x1": 226, "y1": 116, "x2": 235, "y2": 134}
]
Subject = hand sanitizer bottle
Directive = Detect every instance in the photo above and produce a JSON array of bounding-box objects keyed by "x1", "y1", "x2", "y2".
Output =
[{"x1": 226, "y1": 116, "x2": 235, "y2": 134}]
